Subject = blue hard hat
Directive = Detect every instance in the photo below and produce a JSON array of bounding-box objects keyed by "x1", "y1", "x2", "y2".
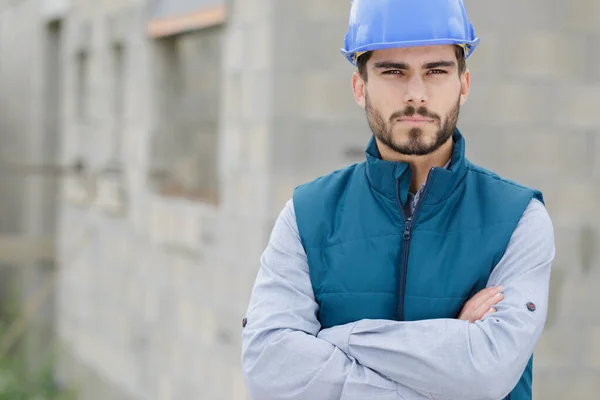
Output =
[{"x1": 341, "y1": 0, "x2": 480, "y2": 65}]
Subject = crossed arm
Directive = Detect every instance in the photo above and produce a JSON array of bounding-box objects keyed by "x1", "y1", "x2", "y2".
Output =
[{"x1": 241, "y1": 199, "x2": 554, "y2": 400}]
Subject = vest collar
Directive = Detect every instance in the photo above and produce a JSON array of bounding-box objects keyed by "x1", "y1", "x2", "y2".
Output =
[{"x1": 365, "y1": 129, "x2": 470, "y2": 206}]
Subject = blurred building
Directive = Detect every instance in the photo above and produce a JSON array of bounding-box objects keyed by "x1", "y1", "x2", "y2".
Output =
[{"x1": 0, "y1": 0, "x2": 598, "y2": 399}]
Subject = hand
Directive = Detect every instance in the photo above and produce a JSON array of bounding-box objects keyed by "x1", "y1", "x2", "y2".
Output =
[{"x1": 458, "y1": 286, "x2": 504, "y2": 323}]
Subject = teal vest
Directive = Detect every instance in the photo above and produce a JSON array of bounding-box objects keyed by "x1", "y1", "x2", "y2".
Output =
[{"x1": 293, "y1": 130, "x2": 542, "y2": 400}]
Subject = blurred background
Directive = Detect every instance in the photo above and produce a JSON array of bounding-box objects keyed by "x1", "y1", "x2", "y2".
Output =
[{"x1": 0, "y1": 0, "x2": 598, "y2": 399}]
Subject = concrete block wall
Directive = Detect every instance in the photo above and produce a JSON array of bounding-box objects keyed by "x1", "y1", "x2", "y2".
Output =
[
  {"x1": 0, "y1": 0, "x2": 46, "y2": 236},
  {"x1": 270, "y1": 0, "x2": 368, "y2": 211},
  {"x1": 147, "y1": 27, "x2": 222, "y2": 200},
  {"x1": 56, "y1": 0, "x2": 271, "y2": 399},
  {"x1": 0, "y1": 0, "x2": 64, "y2": 372}
]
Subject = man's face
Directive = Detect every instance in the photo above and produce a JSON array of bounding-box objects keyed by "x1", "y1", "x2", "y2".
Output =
[{"x1": 353, "y1": 45, "x2": 470, "y2": 156}]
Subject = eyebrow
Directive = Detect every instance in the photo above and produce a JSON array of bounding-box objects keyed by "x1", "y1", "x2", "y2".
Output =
[
  {"x1": 423, "y1": 61, "x2": 456, "y2": 69},
  {"x1": 373, "y1": 60, "x2": 456, "y2": 70},
  {"x1": 373, "y1": 61, "x2": 409, "y2": 70}
]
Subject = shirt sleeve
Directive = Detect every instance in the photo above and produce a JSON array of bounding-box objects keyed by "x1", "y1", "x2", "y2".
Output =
[
  {"x1": 241, "y1": 200, "x2": 427, "y2": 400},
  {"x1": 317, "y1": 198, "x2": 555, "y2": 400}
]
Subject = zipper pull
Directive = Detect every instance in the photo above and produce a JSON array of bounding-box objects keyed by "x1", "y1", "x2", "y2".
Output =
[{"x1": 403, "y1": 218, "x2": 412, "y2": 240}]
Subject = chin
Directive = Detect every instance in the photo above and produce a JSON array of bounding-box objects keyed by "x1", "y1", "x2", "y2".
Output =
[{"x1": 393, "y1": 127, "x2": 434, "y2": 144}]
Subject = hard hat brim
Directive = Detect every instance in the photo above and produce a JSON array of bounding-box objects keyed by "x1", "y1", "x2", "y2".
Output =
[{"x1": 342, "y1": 37, "x2": 480, "y2": 66}]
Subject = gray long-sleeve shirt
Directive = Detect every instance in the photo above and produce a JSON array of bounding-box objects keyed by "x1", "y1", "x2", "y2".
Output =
[{"x1": 241, "y1": 198, "x2": 555, "y2": 400}]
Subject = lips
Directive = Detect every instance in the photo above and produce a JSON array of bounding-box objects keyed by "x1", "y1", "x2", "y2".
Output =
[{"x1": 397, "y1": 117, "x2": 434, "y2": 123}]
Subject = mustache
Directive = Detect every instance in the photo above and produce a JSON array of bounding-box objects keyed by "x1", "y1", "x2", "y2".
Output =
[{"x1": 389, "y1": 106, "x2": 441, "y2": 123}]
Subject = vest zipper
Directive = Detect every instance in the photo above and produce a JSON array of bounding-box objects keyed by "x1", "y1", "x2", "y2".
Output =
[{"x1": 395, "y1": 167, "x2": 436, "y2": 321}]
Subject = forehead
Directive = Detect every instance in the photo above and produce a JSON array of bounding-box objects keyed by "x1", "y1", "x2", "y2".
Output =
[{"x1": 369, "y1": 45, "x2": 457, "y2": 65}]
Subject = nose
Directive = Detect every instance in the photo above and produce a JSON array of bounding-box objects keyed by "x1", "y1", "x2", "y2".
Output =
[{"x1": 403, "y1": 75, "x2": 428, "y2": 105}]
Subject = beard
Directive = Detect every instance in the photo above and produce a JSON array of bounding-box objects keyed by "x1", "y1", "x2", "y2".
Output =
[{"x1": 365, "y1": 92, "x2": 460, "y2": 156}]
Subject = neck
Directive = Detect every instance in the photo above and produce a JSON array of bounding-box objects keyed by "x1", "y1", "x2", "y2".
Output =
[{"x1": 376, "y1": 137, "x2": 453, "y2": 193}]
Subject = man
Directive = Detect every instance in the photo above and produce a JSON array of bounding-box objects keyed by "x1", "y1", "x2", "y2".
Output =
[{"x1": 241, "y1": 0, "x2": 554, "y2": 399}]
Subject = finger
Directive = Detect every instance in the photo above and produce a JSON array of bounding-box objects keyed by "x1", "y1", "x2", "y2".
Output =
[
  {"x1": 465, "y1": 292, "x2": 504, "y2": 322},
  {"x1": 462, "y1": 286, "x2": 503, "y2": 316},
  {"x1": 466, "y1": 286, "x2": 503, "y2": 307},
  {"x1": 472, "y1": 292, "x2": 504, "y2": 320},
  {"x1": 466, "y1": 304, "x2": 499, "y2": 323},
  {"x1": 483, "y1": 307, "x2": 497, "y2": 318}
]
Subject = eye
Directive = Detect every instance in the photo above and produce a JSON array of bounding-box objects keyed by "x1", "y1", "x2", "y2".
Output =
[
  {"x1": 382, "y1": 70, "x2": 405, "y2": 76},
  {"x1": 427, "y1": 69, "x2": 448, "y2": 75}
]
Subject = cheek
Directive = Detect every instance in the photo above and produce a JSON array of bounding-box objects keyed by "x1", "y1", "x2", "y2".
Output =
[
  {"x1": 369, "y1": 84, "x2": 407, "y2": 114},
  {"x1": 427, "y1": 84, "x2": 461, "y2": 113},
  {"x1": 377, "y1": 79, "x2": 408, "y2": 99}
]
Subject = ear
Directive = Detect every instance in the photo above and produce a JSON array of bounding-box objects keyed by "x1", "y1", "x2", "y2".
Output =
[
  {"x1": 459, "y1": 69, "x2": 470, "y2": 105},
  {"x1": 352, "y1": 71, "x2": 366, "y2": 109}
]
